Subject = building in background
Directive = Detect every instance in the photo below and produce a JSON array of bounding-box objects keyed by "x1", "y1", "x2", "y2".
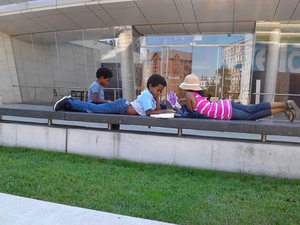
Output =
[
  {"x1": 221, "y1": 35, "x2": 253, "y2": 104},
  {"x1": 142, "y1": 49, "x2": 192, "y2": 99}
]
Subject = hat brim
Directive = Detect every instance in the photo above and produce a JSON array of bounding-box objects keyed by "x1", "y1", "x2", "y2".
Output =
[{"x1": 179, "y1": 83, "x2": 202, "y2": 91}]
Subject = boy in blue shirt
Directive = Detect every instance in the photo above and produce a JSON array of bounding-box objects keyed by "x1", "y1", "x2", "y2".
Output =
[
  {"x1": 88, "y1": 67, "x2": 113, "y2": 104},
  {"x1": 127, "y1": 74, "x2": 173, "y2": 115},
  {"x1": 54, "y1": 74, "x2": 172, "y2": 115}
]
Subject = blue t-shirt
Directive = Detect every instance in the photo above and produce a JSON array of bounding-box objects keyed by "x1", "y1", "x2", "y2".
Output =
[
  {"x1": 88, "y1": 81, "x2": 104, "y2": 102},
  {"x1": 130, "y1": 90, "x2": 156, "y2": 116}
]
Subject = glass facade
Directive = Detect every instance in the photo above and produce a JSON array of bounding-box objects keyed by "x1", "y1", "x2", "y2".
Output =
[{"x1": 10, "y1": 22, "x2": 300, "y2": 110}]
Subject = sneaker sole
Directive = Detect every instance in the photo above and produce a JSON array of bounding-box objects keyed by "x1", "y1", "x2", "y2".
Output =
[
  {"x1": 290, "y1": 100, "x2": 300, "y2": 119},
  {"x1": 53, "y1": 96, "x2": 70, "y2": 111}
]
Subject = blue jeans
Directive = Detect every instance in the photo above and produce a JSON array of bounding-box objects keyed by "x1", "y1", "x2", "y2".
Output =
[
  {"x1": 68, "y1": 98, "x2": 128, "y2": 114},
  {"x1": 231, "y1": 101, "x2": 271, "y2": 120}
]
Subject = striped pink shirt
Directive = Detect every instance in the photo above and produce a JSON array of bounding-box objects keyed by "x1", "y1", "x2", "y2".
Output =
[{"x1": 193, "y1": 92, "x2": 232, "y2": 120}]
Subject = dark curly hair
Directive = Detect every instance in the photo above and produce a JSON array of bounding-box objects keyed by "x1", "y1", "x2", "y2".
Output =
[
  {"x1": 96, "y1": 67, "x2": 113, "y2": 79},
  {"x1": 147, "y1": 74, "x2": 167, "y2": 89},
  {"x1": 187, "y1": 90, "x2": 211, "y2": 101}
]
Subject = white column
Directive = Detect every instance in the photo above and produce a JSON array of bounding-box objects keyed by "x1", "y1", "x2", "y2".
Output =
[
  {"x1": 117, "y1": 28, "x2": 136, "y2": 102},
  {"x1": 263, "y1": 29, "x2": 280, "y2": 102}
]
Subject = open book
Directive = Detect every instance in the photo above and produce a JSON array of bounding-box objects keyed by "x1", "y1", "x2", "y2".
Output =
[
  {"x1": 150, "y1": 113, "x2": 176, "y2": 118},
  {"x1": 167, "y1": 90, "x2": 181, "y2": 109}
]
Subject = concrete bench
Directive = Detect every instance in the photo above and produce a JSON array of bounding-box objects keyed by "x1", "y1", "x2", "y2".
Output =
[{"x1": 0, "y1": 106, "x2": 300, "y2": 141}]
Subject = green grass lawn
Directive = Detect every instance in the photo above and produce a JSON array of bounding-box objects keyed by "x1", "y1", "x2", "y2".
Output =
[{"x1": 1, "y1": 146, "x2": 300, "y2": 225}]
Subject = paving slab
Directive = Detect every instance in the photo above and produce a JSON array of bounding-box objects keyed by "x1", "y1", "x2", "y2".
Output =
[{"x1": 0, "y1": 193, "x2": 176, "y2": 225}]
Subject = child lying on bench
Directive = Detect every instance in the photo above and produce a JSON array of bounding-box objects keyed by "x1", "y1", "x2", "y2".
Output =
[{"x1": 178, "y1": 74, "x2": 300, "y2": 122}]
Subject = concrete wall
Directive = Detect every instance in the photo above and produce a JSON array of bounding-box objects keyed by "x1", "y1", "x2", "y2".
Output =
[
  {"x1": 1, "y1": 122, "x2": 299, "y2": 179},
  {"x1": 0, "y1": 31, "x2": 21, "y2": 104},
  {"x1": 0, "y1": 123, "x2": 66, "y2": 152}
]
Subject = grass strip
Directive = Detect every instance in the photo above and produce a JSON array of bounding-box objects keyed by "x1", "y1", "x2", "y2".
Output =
[{"x1": 0, "y1": 146, "x2": 300, "y2": 225}]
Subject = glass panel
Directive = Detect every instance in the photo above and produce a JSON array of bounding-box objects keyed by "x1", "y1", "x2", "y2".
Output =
[
  {"x1": 193, "y1": 34, "x2": 252, "y2": 45},
  {"x1": 56, "y1": 30, "x2": 85, "y2": 98},
  {"x1": 144, "y1": 34, "x2": 252, "y2": 46},
  {"x1": 192, "y1": 46, "x2": 219, "y2": 101},
  {"x1": 11, "y1": 34, "x2": 35, "y2": 103},
  {"x1": 132, "y1": 27, "x2": 143, "y2": 98},
  {"x1": 114, "y1": 26, "x2": 135, "y2": 102},
  {"x1": 139, "y1": 47, "x2": 163, "y2": 93},
  {"x1": 166, "y1": 46, "x2": 192, "y2": 101},
  {"x1": 219, "y1": 35, "x2": 254, "y2": 104},
  {"x1": 31, "y1": 32, "x2": 57, "y2": 103},
  {"x1": 253, "y1": 21, "x2": 300, "y2": 116},
  {"x1": 84, "y1": 27, "x2": 119, "y2": 101}
]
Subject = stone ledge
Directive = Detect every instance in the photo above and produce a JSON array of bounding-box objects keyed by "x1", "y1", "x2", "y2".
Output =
[{"x1": 1, "y1": 106, "x2": 300, "y2": 137}]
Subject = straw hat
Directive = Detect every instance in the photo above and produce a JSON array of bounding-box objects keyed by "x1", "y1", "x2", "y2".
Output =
[{"x1": 179, "y1": 74, "x2": 202, "y2": 91}]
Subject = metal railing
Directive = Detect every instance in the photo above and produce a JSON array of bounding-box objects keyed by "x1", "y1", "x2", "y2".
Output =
[
  {"x1": 13, "y1": 85, "x2": 131, "y2": 103},
  {"x1": 253, "y1": 92, "x2": 300, "y2": 103}
]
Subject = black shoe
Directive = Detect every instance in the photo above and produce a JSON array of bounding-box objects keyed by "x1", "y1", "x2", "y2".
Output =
[{"x1": 53, "y1": 96, "x2": 72, "y2": 111}]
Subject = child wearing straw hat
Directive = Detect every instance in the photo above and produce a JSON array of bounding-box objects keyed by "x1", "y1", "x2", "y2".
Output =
[{"x1": 179, "y1": 74, "x2": 299, "y2": 122}]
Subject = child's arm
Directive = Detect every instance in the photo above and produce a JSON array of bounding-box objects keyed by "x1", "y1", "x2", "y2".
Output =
[
  {"x1": 178, "y1": 97, "x2": 186, "y2": 105},
  {"x1": 145, "y1": 108, "x2": 174, "y2": 116},
  {"x1": 144, "y1": 96, "x2": 173, "y2": 115},
  {"x1": 185, "y1": 92, "x2": 195, "y2": 111},
  {"x1": 92, "y1": 93, "x2": 110, "y2": 104},
  {"x1": 155, "y1": 96, "x2": 161, "y2": 110}
]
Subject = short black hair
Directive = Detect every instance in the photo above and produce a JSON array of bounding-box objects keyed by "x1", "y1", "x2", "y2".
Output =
[
  {"x1": 96, "y1": 67, "x2": 113, "y2": 79},
  {"x1": 147, "y1": 74, "x2": 167, "y2": 89}
]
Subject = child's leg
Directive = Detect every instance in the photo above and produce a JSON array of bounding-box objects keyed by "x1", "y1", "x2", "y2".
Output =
[
  {"x1": 231, "y1": 106, "x2": 288, "y2": 120},
  {"x1": 271, "y1": 108, "x2": 286, "y2": 115},
  {"x1": 231, "y1": 101, "x2": 271, "y2": 113},
  {"x1": 69, "y1": 98, "x2": 128, "y2": 114},
  {"x1": 231, "y1": 107, "x2": 272, "y2": 120},
  {"x1": 270, "y1": 102, "x2": 286, "y2": 109}
]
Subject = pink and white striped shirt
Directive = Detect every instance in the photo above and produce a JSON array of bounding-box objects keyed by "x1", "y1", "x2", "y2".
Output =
[{"x1": 193, "y1": 92, "x2": 232, "y2": 120}]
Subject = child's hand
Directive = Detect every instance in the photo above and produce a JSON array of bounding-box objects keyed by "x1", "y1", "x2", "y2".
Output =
[
  {"x1": 166, "y1": 109, "x2": 176, "y2": 113},
  {"x1": 178, "y1": 98, "x2": 186, "y2": 105},
  {"x1": 172, "y1": 105, "x2": 179, "y2": 111}
]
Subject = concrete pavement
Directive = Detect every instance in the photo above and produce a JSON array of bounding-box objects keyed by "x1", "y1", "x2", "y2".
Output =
[{"x1": 0, "y1": 193, "x2": 176, "y2": 225}]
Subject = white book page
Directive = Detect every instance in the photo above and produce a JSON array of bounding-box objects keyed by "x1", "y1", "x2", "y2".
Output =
[{"x1": 150, "y1": 113, "x2": 175, "y2": 118}]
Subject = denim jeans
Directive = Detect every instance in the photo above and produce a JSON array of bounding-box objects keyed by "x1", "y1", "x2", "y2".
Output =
[
  {"x1": 68, "y1": 98, "x2": 128, "y2": 114},
  {"x1": 231, "y1": 101, "x2": 271, "y2": 120}
]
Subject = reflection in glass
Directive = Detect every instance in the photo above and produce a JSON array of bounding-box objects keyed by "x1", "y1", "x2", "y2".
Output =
[
  {"x1": 253, "y1": 21, "x2": 300, "y2": 112},
  {"x1": 11, "y1": 26, "x2": 136, "y2": 104},
  {"x1": 192, "y1": 46, "x2": 219, "y2": 101}
]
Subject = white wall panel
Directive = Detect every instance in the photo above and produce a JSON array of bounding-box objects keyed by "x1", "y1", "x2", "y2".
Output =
[
  {"x1": 175, "y1": 3, "x2": 196, "y2": 23},
  {"x1": 198, "y1": 22, "x2": 233, "y2": 33},
  {"x1": 193, "y1": 1, "x2": 234, "y2": 22},
  {"x1": 66, "y1": 12, "x2": 106, "y2": 28},
  {"x1": 106, "y1": 7, "x2": 147, "y2": 25},
  {"x1": 235, "y1": 0, "x2": 278, "y2": 21},
  {"x1": 152, "y1": 24, "x2": 186, "y2": 34},
  {"x1": 138, "y1": 5, "x2": 181, "y2": 24},
  {"x1": 40, "y1": 15, "x2": 80, "y2": 30},
  {"x1": 274, "y1": 0, "x2": 299, "y2": 20}
]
